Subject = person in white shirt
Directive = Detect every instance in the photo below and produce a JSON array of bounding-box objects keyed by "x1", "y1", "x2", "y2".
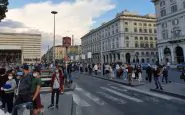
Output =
[{"x1": 94, "y1": 64, "x2": 98, "y2": 75}]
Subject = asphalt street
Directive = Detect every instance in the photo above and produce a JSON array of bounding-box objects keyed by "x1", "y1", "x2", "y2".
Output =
[{"x1": 70, "y1": 73, "x2": 185, "y2": 115}]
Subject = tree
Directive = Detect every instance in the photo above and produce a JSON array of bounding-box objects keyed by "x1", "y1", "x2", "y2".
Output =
[{"x1": 0, "y1": 0, "x2": 8, "y2": 21}]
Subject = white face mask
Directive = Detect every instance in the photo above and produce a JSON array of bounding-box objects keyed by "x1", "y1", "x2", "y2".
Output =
[
  {"x1": 8, "y1": 76, "x2": 13, "y2": 80},
  {"x1": 33, "y1": 73, "x2": 37, "y2": 77},
  {"x1": 56, "y1": 70, "x2": 59, "y2": 73}
]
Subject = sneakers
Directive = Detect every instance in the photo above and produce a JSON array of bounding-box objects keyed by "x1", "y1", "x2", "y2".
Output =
[{"x1": 48, "y1": 104, "x2": 54, "y2": 109}]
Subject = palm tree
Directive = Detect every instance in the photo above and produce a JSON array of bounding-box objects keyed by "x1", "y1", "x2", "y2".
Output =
[{"x1": 0, "y1": 0, "x2": 9, "y2": 21}]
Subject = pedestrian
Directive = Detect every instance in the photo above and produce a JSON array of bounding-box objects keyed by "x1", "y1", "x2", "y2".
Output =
[
  {"x1": 153, "y1": 66, "x2": 163, "y2": 90},
  {"x1": 93, "y1": 64, "x2": 98, "y2": 75},
  {"x1": 31, "y1": 69, "x2": 43, "y2": 115},
  {"x1": 122, "y1": 64, "x2": 128, "y2": 80},
  {"x1": 137, "y1": 65, "x2": 142, "y2": 82},
  {"x1": 13, "y1": 65, "x2": 33, "y2": 115},
  {"x1": 3, "y1": 72, "x2": 17, "y2": 114},
  {"x1": 146, "y1": 64, "x2": 153, "y2": 83},
  {"x1": 162, "y1": 65, "x2": 168, "y2": 84},
  {"x1": 48, "y1": 68, "x2": 64, "y2": 109},
  {"x1": 109, "y1": 65, "x2": 114, "y2": 79},
  {"x1": 127, "y1": 64, "x2": 133, "y2": 85},
  {"x1": 0, "y1": 68, "x2": 8, "y2": 110}
]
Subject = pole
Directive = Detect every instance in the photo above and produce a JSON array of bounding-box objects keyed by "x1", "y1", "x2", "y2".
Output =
[
  {"x1": 53, "y1": 14, "x2": 56, "y2": 65},
  {"x1": 101, "y1": 36, "x2": 103, "y2": 76}
]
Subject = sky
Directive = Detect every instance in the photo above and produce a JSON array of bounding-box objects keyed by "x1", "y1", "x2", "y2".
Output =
[{"x1": 0, "y1": 0, "x2": 155, "y2": 55}]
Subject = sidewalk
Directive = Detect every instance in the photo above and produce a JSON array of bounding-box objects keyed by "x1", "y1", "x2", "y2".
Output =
[
  {"x1": 41, "y1": 93, "x2": 73, "y2": 115},
  {"x1": 92, "y1": 73, "x2": 145, "y2": 87},
  {"x1": 150, "y1": 82, "x2": 185, "y2": 99}
]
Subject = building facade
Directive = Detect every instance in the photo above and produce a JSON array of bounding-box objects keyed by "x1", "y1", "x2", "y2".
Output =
[
  {"x1": 0, "y1": 32, "x2": 41, "y2": 64},
  {"x1": 81, "y1": 10, "x2": 158, "y2": 64},
  {"x1": 45, "y1": 45, "x2": 81, "y2": 63},
  {"x1": 152, "y1": 0, "x2": 185, "y2": 64}
]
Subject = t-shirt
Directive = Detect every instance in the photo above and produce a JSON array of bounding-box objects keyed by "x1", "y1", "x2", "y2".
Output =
[
  {"x1": 31, "y1": 77, "x2": 42, "y2": 94},
  {"x1": 53, "y1": 75, "x2": 60, "y2": 89}
]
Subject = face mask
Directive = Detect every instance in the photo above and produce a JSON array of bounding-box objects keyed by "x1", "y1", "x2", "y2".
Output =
[
  {"x1": 33, "y1": 73, "x2": 37, "y2": 77},
  {"x1": 55, "y1": 70, "x2": 59, "y2": 73},
  {"x1": 8, "y1": 76, "x2": 13, "y2": 80}
]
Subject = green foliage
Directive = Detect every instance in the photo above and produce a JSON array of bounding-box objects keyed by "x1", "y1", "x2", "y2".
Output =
[{"x1": 0, "y1": 0, "x2": 9, "y2": 21}]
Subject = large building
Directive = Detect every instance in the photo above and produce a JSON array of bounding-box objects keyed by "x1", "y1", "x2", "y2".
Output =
[
  {"x1": 81, "y1": 10, "x2": 158, "y2": 64},
  {"x1": 152, "y1": 0, "x2": 185, "y2": 64},
  {"x1": 0, "y1": 32, "x2": 41, "y2": 64},
  {"x1": 44, "y1": 45, "x2": 81, "y2": 63}
]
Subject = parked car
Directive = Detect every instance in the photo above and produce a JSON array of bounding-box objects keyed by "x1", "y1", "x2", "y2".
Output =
[{"x1": 177, "y1": 63, "x2": 185, "y2": 71}]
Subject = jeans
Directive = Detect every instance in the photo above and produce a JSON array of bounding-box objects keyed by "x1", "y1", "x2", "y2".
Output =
[
  {"x1": 12, "y1": 94, "x2": 32, "y2": 115},
  {"x1": 5, "y1": 93, "x2": 14, "y2": 113},
  {"x1": 51, "y1": 89, "x2": 60, "y2": 105},
  {"x1": 162, "y1": 75, "x2": 168, "y2": 83},
  {"x1": 123, "y1": 72, "x2": 128, "y2": 79},
  {"x1": 154, "y1": 77, "x2": 162, "y2": 89}
]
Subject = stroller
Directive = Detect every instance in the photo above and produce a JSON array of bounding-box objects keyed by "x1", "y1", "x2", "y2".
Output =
[{"x1": 12, "y1": 102, "x2": 33, "y2": 115}]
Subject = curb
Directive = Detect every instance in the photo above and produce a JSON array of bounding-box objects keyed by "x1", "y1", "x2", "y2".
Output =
[
  {"x1": 93, "y1": 75, "x2": 144, "y2": 87},
  {"x1": 150, "y1": 89, "x2": 185, "y2": 100}
]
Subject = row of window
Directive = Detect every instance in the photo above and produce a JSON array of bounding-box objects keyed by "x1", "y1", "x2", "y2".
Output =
[
  {"x1": 125, "y1": 28, "x2": 157, "y2": 33},
  {"x1": 126, "y1": 36, "x2": 157, "y2": 41},
  {"x1": 124, "y1": 22, "x2": 156, "y2": 27},
  {"x1": 160, "y1": 1, "x2": 185, "y2": 17},
  {"x1": 135, "y1": 51, "x2": 158, "y2": 56},
  {"x1": 125, "y1": 41, "x2": 156, "y2": 48}
]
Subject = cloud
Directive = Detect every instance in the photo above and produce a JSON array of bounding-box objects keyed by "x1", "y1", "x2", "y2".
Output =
[
  {"x1": 1, "y1": 0, "x2": 115, "y2": 55},
  {"x1": 0, "y1": 19, "x2": 25, "y2": 28}
]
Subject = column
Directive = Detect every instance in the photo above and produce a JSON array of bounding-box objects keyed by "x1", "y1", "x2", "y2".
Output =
[
  {"x1": 170, "y1": 45, "x2": 175, "y2": 64},
  {"x1": 183, "y1": 45, "x2": 185, "y2": 62}
]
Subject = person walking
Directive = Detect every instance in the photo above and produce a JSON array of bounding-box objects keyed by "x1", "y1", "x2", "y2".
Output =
[
  {"x1": 137, "y1": 65, "x2": 142, "y2": 82},
  {"x1": 153, "y1": 66, "x2": 163, "y2": 90},
  {"x1": 146, "y1": 64, "x2": 153, "y2": 83},
  {"x1": 93, "y1": 64, "x2": 98, "y2": 75},
  {"x1": 162, "y1": 65, "x2": 168, "y2": 84},
  {"x1": 48, "y1": 68, "x2": 64, "y2": 109},
  {"x1": 3, "y1": 72, "x2": 17, "y2": 114},
  {"x1": 122, "y1": 64, "x2": 128, "y2": 80},
  {"x1": 127, "y1": 64, "x2": 133, "y2": 85}
]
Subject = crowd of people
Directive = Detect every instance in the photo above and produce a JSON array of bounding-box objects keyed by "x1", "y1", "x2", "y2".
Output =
[
  {"x1": 0, "y1": 62, "x2": 74, "y2": 115},
  {"x1": 77, "y1": 62, "x2": 173, "y2": 90}
]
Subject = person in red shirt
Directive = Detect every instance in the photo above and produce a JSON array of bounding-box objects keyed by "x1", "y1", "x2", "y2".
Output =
[{"x1": 48, "y1": 68, "x2": 64, "y2": 109}]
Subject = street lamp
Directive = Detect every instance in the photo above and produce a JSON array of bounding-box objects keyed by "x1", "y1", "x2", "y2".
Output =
[{"x1": 51, "y1": 11, "x2": 58, "y2": 66}]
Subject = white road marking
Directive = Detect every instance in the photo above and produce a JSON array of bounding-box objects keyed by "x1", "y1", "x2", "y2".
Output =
[
  {"x1": 108, "y1": 83, "x2": 173, "y2": 100},
  {"x1": 97, "y1": 91, "x2": 126, "y2": 104},
  {"x1": 66, "y1": 92, "x2": 91, "y2": 107},
  {"x1": 101, "y1": 87, "x2": 143, "y2": 103},
  {"x1": 75, "y1": 85, "x2": 105, "y2": 106},
  {"x1": 109, "y1": 86, "x2": 128, "y2": 92}
]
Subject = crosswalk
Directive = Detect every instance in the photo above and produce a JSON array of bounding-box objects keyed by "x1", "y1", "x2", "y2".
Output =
[{"x1": 66, "y1": 83, "x2": 150, "y2": 108}]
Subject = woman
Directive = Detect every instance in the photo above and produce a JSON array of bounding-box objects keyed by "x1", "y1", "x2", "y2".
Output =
[
  {"x1": 31, "y1": 69, "x2": 43, "y2": 115},
  {"x1": 3, "y1": 72, "x2": 17, "y2": 114},
  {"x1": 48, "y1": 68, "x2": 64, "y2": 109}
]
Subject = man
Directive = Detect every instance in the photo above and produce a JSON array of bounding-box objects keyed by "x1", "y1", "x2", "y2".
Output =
[
  {"x1": 162, "y1": 65, "x2": 168, "y2": 84},
  {"x1": 13, "y1": 65, "x2": 32, "y2": 115},
  {"x1": 31, "y1": 69, "x2": 43, "y2": 115},
  {"x1": 153, "y1": 66, "x2": 163, "y2": 90},
  {"x1": 93, "y1": 64, "x2": 98, "y2": 75},
  {"x1": 146, "y1": 64, "x2": 153, "y2": 83},
  {"x1": 48, "y1": 68, "x2": 64, "y2": 109}
]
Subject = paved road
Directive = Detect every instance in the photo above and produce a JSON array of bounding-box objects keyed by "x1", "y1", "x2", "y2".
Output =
[{"x1": 70, "y1": 73, "x2": 185, "y2": 115}]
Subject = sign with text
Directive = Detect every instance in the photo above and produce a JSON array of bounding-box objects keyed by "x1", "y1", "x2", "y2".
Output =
[
  {"x1": 87, "y1": 52, "x2": 92, "y2": 59},
  {"x1": 63, "y1": 37, "x2": 71, "y2": 47}
]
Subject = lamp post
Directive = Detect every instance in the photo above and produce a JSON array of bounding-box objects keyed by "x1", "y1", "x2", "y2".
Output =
[{"x1": 51, "y1": 11, "x2": 58, "y2": 66}]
